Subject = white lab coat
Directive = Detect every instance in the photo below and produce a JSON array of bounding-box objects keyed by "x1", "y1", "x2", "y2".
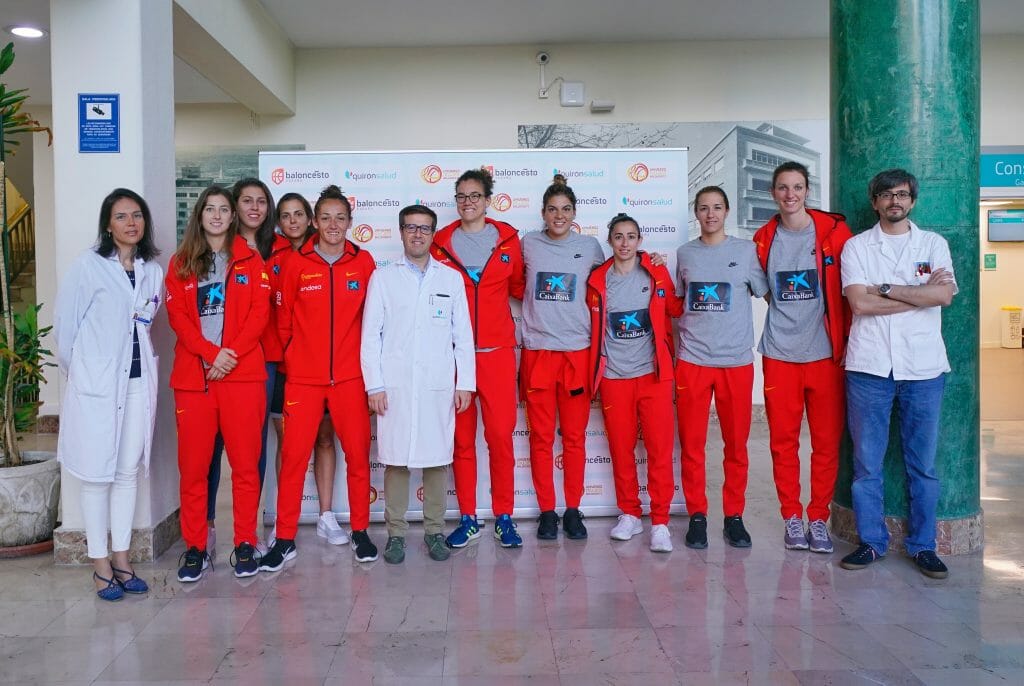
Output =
[
  {"x1": 54, "y1": 250, "x2": 163, "y2": 482},
  {"x1": 360, "y1": 255, "x2": 475, "y2": 468}
]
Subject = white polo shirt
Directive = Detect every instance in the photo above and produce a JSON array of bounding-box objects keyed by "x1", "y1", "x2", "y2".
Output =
[{"x1": 841, "y1": 221, "x2": 956, "y2": 380}]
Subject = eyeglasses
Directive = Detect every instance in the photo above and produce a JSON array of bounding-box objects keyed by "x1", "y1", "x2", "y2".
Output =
[
  {"x1": 875, "y1": 190, "x2": 912, "y2": 201},
  {"x1": 400, "y1": 223, "x2": 435, "y2": 235},
  {"x1": 454, "y1": 192, "x2": 485, "y2": 204}
]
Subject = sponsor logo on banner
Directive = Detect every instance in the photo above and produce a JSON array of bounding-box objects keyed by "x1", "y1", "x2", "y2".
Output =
[
  {"x1": 416, "y1": 486, "x2": 424, "y2": 502},
  {"x1": 349, "y1": 197, "x2": 401, "y2": 211},
  {"x1": 369, "y1": 486, "x2": 379, "y2": 503},
  {"x1": 375, "y1": 258, "x2": 394, "y2": 268},
  {"x1": 414, "y1": 196, "x2": 455, "y2": 210},
  {"x1": 576, "y1": 196, "x2": 609, "y2": 207},
  {"x1": 485, "y1": 165, "x2": 540, "y2": 179},
  {"x1": 345, "y1": 169, "x2": 399, "y2": 182},
  {"x1": 352, "y1": 224, "x2": 374, "y2": 243},
  {"x1": 622, "y1": 196, "x2": 674, "y2": 208},
  {"x1": 585, "y1": 428, "x2": 607, "y2": 437},
  {"x1": 639, "y1": 222, "x2": 677, "y2": 234},
  {"x1": 514, "y1": 487, "x2": 537, "y2": 496},
  {"x1": 585, "y1": 484, "x2": 604, "y2": 496},
  {"x1": 370, "y1": 461, "x2": 385, "y2": 471},
  {"x1": 578, "y1": 224, "x2": 600, "y2": 237},
  {"x1": 627, "y1": 163, "x2": 668, "y2": 181},
  {"x1": 553, "y1": 167, "x2": 606, "y2": 179},
  {"x1": 491, "y1": 193, "x2": 513, "y2": 212},
  {"x1": 270, "y1": 168, "x2": 331, "y2": 185},
  {"x1": 571, "y1": 222, "x2": 582, "y2": 234},
  {"x1": 447, "y1": 488, "x2": 457, "y2": 496},
  {"x1": 421, "y1": 165, "x2": 443, "y2": 184},
  {"x1": 516, "y1": 457, "x2": 531, "y2": 469},
  {"x1": 555, "y1": 454, "x2": 564, "y2": 470}
]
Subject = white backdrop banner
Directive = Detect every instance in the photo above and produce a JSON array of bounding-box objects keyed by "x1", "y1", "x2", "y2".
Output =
[{"x1": 258, "y1": 148, "x2": 688, "y2": 523}]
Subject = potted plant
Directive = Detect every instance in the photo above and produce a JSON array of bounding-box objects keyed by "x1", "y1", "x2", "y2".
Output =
[{"x1": 0, "y1": 40, "x2": 57, "y2": 555}]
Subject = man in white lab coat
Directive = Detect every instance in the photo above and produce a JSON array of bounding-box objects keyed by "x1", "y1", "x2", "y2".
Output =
[{"x1": 361, "y1": 204, "x2": 476, "y2": 563}]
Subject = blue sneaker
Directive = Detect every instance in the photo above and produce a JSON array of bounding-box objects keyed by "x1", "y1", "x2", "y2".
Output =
[
  {"x1": 446, "y1": 514, "x2": 481, "y2": 548},
  {"x1": 231, "y1": 542, "x2": 260, "y2": 578},
  {"x1": 177, "y1": 547, "x2": 211, "y2": 583},
  {"x1": 493, "y1": 514, "x2": 523, "y2": 548}
]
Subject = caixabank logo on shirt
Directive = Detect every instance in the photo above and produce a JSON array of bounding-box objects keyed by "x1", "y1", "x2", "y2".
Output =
[
  {"x1": 688, "y1": 282, "x2": 732, "y2": 312},
  {"x1": 775, "y1": 269, "x2": 819, "y2": 301},
  {"x1": 609, "y1": 309, "x2": 652, "y2": 339},
  {"x1": 535, "y1": 272, "x2": 577, "y2": 302}
]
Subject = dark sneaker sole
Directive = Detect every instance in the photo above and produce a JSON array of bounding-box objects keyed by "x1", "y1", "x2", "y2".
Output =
[
  {"x1": 537, "y1": 530, "x2": 558, "y2": 540},
  {"x1": 177, "y1": 570, "x2": 204, "y2": 583},
  {"x1": 564, "y1": 530, "x2": 588, "y2": 540},
  {"x1": 918, "y1": 567, "x2": 948, "y2": 579},
  {"x1": 234, "y1": 566, "x2": 259, "y2": 578},
  {"x1": 258, "y1": 548, "x2": 297, "y2": 573},
  {"x1": 724, "y1": 534, "x2": 752, "y2": 548},
  {"x1": 684, "y1": 538, "x2": 708, "y2": 550}
]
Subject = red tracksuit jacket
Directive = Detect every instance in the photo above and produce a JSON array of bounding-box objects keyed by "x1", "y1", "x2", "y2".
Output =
[
  {"x1": 586, "y1": 251, "x2": 683, "y2": 392},
  {"x1": 430, "y1": 217, "x2": 525, "y2": 348},
  {"x1": 753, "y1": 208, "x2": 853, "y2": 364},
  {"x1": 276, "y1": 237, "x2": 375, "y2": 385},
  {"x1": 165, "y1": 236, "x2": 271, "y2": 391},
  {"x1": 260, "y1": 234, "x2": 293, "y2": 364}
]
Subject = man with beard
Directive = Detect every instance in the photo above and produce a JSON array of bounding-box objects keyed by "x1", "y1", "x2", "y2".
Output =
[{"x1": 839, "y1": 169, "x2": 957, "y2": 579}]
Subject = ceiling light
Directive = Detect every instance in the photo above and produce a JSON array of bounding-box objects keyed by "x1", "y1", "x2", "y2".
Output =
[{"x1": 5, "y1": 26, "x2": 47, "y2": 39}]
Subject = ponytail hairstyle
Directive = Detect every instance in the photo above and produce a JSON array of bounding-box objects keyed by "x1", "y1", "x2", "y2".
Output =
[
  {"x1": 542, "y1": 173, "x2": 577, "y2": 209},
  {"x1": 314, "y1": 184, "x2": 353, "y2": 216},
  {"x1": 606, "y1": 212, "x2": 639, "y2": 242},
  {"x1": 455, "y1": 166, "x2": 495, "y2": 198},
  {"x1": 174, "y1": 185, "x2": 237, "y2": 279},
  {"x1": 232, "y1": 177, "x2": 276, "y2": 259}
]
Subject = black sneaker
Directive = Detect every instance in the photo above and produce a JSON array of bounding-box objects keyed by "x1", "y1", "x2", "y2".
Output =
[
  {"x1": 259, "y1": 538, "x2": 297, "y2": 573},
  {"x1": 177, "y1": 546, "x2": 210, "y2": 583},
  {"x1": 351, "y1": 530, "x2": 379, "y2": 562},
  {"x1": 723, "y1": 515, "x2": 752, "y2": 548},
  {"x1": 839, "y1": 543, "x2": 883, "y2": 570},
  {"x1": 563, "y1": 508, "x2": 588, "y2": 540},
  {"x1": 537, "y1": 510, "x2": 559, "y2": 540},
  {"x1": 685, "y1": 513, "x2": 708, "y2": 549},
  {"x1": 913, "y1": 550, "x2": 948, "y2": 579},
  {"x1": 230, "y1": 542, "x2": 260, "y2": 578}
]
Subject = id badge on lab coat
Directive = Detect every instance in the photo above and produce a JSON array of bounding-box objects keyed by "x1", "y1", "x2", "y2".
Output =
[{"x1": 430, "y1": 293, "x2": 452, "y2": 322}]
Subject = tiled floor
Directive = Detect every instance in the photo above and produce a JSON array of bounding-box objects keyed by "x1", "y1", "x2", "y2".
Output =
[{"x1": 2, "y1": 349, "x2": 1022, "y2": 685}]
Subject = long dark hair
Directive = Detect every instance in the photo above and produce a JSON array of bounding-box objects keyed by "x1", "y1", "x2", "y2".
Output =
[
  {"x1": 276, "y1": 192, "x2": 316, "y2": 241},
  {"x1": 95, "y1": 188, "x2": 160, "y2": 261},
  {"x1": 232, "y1": 177, "x2": 276, "y2": 259},
  {"x1": 173, "y1": 185, "x2": 237, "y2": 279}
]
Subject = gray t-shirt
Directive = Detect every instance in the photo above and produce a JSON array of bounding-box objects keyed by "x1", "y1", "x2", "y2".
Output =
[
  {"x1": 675, "y1": 236, "x2": 768, "y2": 367},
  {"x1": 604, "y1": 262, "x2": 655, "y2": 379},
  {"x1": 759, "y1": 222, "x2": 833, "y2": 362},
  {"x1": 315, "y1": 244, "x2": 344, "y2": 265},
  {"x1": 451, "y1": 224, "x2": 498, "y2": 284},
  {"x1": 198, "y1": 251, "x2": 228, "y2": 348},
  {"x1": 522, "y1": 230, "x2": 605, "y2": 351}
]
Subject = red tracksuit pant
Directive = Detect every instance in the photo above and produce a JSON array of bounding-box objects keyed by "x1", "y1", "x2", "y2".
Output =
[
  {"x1": 674, "y1": 359, "x2": 753, "y2": 518},
  {"x1": 763, "y1": 356, "x2": 844, "y2": 522},
  {"x1": 522, "y1": 349, "x2": 591, "y2": 511},
  {"x1": 453, "y1": 347, "x2": 518, "y2": 516},
  {"x1": 175, "y1": 380, "x2": 265, "y2": 550},
  {"x1": 275, "y1": 378, "x2": 371, "y2": 539},
  {"x1": 599, "y1": 373, "x2": 675, "y2": 525}
]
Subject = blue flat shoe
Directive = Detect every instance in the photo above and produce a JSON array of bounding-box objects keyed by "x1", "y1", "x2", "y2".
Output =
[
  {"x1": 93, "y1": 572, "x2": 124, "y2": 602},
  {"x1": 112, "y1": 566, "x2": 149, "y2": 594}
]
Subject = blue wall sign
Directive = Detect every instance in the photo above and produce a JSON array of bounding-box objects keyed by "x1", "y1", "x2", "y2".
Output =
[
  {"x1": 981, "y1": 152, "x2": 1024, "y2": 187},
  {"x1": 78, "y1": 93, "x2": 120, "y2": 153}
]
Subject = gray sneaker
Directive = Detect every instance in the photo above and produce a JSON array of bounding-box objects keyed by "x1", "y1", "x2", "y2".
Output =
[
  {"x1": 383, "y1": 536, "x2": 405, "y2": 564},
  {"x1": 424, "y1": 533, "x2": 451, "y2": 561},
  {"x1": 784, "y1": 516, "x2": 809, "y2": 550},
  {"x1": 807, "y1": 519, "x2": 834, "y2": 553}
]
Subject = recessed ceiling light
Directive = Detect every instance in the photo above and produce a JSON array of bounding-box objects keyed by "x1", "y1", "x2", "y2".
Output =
[{"x1": 4, "y1": 25, "x2": 48, "y2": 39}]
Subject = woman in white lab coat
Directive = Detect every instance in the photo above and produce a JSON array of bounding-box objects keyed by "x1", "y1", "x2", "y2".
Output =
[
  {"x1": 360, "y1": 204, "x2": 475, "y2": 563},
  {"x1": 54, "y1": 188, "x2": 162, "y2": 601}
]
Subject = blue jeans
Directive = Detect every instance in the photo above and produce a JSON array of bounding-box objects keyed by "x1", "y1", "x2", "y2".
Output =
[
  {"x1": 205, "y1": 362, "x2": 276, "y2": 521},
  {"x1": 845, "y1": 370, "x2": 946, "y2": 556}
]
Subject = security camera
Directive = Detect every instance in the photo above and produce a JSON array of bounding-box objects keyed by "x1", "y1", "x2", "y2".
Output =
[{"x1": 536, "y1": 51, "x2": 550, "y2": 65}]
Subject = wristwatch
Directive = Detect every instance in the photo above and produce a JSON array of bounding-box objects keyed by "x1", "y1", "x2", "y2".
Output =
[{"x1": 878, "y1": 283, "x2": 892, "y2": 298}]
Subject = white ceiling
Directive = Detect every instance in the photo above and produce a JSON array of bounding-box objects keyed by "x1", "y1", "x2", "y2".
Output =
[{"x1": 2, "y1": 0, "x2": 1023, "y2": 106}]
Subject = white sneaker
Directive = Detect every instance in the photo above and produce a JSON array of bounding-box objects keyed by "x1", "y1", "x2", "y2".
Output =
[
  {"x1": 206, "y1": 526, "x2": 216, "y2": 561},
  {"x1": 317, "y1": 512, "x2": 349, "y2": 545},
  {"x1": 650, "y1": 524, "x2": 673, "y2": 553},
  {"x1": 610, "y1": 513, "x2": 643, "y2": 541}
]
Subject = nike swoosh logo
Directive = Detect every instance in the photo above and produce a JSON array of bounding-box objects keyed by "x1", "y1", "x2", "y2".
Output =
[
  {"x1": 176, "y1": 409, "x2": 185, "y2": 414},
  {"x1": 346, "y1": 271, "x2": 359, "y2": 276},
  {"x1": 286, "y1": 400, "x2": 300, "y2": 406},
  {"x1": 603, "y1": 405, "x2": 612, "y2": 410},
  {"x1": 764, "y1": 386, "x2": 775, "y2": 392},
  {"x1": 676, "y1": 386, "x2": 687, "y2": 391}
]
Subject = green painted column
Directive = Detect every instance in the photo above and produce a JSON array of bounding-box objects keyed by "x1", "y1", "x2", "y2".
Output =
[{"x1": 830, "y1": 0, "x2": 982, "y2": 553}]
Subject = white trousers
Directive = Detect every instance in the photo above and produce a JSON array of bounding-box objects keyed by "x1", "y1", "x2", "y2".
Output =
[{"x1": 78, "y1": 377, "x2": 147, "y2": 559}]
